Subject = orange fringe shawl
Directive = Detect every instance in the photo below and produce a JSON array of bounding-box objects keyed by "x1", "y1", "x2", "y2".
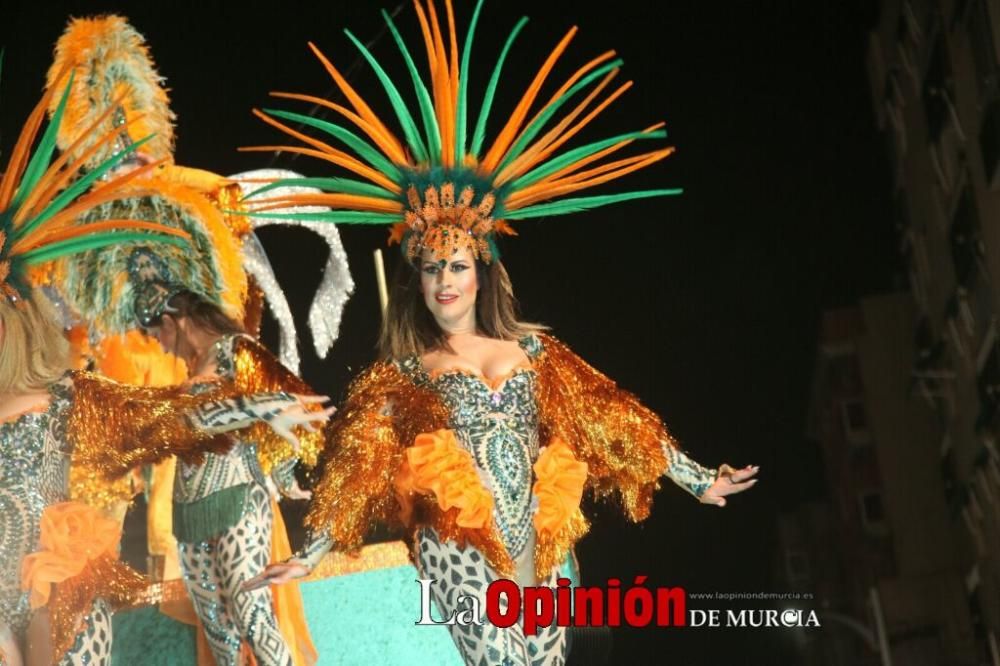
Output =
[{"x1": 306, "y1": 334, "x2": 677, "y2": 582}]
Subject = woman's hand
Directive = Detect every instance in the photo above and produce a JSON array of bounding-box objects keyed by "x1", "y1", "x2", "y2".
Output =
[
  {"x1": 700, "y1": 464, "x2": 759, "y2": 507},
  {"x1": 242, "y1": 562, "x2": 310, "y2": 592},
  {"x1": 268, "y1": 394, "x2": 335, "y2": 452}
]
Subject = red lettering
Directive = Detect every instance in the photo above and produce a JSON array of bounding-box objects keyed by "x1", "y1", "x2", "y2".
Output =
[
  {"x1": 623, "y1": 576, "x2": 654, "y2": 627},
  {"x1": 523, "y1": 586, "x2": 554, "y2": 635},
  {"x1": 574, "y1": 586, "x2": 604, "y2": 626},
  {"x1": 556, "y1": 578, "x2": 572, "y2": 627},
  {"x1": 656, "y1": 587, "x2": 687, "y2": 626},
  {"x1": 485, "y1": 579, "x2": 520, "y2": 628},
  {"x1": 607, "y1": 578, "x2": 621, "y2": 627}
]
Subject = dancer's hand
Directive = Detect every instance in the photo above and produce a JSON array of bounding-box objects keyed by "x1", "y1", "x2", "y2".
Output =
[
  {"x1": 269, "y1": 395, "x2": 335, "y2": 452},
  {"x1": 190, "y1": 393, "x2": 333, "y2": 447},
  {"x1": 242, "y1": 562, "x2": 310, "y2": 592},
  {"x1": 700, "y1": 464, "x2": 759, "y2": 507}
]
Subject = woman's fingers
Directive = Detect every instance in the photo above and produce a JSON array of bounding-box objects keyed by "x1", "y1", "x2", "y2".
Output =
[
  {"x1": 242, "y1": 573, "x2": 272, "y2": 592},
  {"x1": 273, "y1": 424, "x2": 301, "y2": 452},
  {"x1": 242, "y1": 563, "x2": 309, "y2": 591},
  {"x1": 287, "y1": 406, "x2": 335, "y2": 425},
  {"x1": 723, "y1": 479, "x2": 758, "y2": 494},
  {"x1": 728, "y1": 465, "x2": 759, "y2": 484},
  {"x1": 293, "y1": 394, "x2": 331, "y2": 405},
  {"x1": 702, "y1": 464, "x2": 761, "y2": 507}
]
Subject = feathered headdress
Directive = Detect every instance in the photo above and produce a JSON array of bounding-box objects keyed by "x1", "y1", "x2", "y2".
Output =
[
  {"x1": 0, "y1": 56, "x2": 189, "y2": 305},
  {"x1": 244, "y1": 0, "x2": 680, "y2": 263},
  {"x1": 41, "y1": 16, "x2": 248, "y2": 334},
  {"x1": 46, "y1": 15, "x2": 175, "y2": 168}
]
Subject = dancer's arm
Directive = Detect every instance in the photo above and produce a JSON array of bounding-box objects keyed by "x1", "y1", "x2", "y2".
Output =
[
  {"x1": 67, "y1": 372, "x2": 331, "y2": 478},
  {"x1": 229, "y1": 336, "x2": 327, "y2": 474},
  {"x1": 242, "y1": 531, "x2": 333, "y2": 591},
  {"x1": 534, "y1": 334, "x2": 757, "y2": 519}
]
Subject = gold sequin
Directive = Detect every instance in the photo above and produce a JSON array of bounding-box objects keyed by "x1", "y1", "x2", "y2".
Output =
[
  {"x1": 536, "y1": 334, "x2": 674, "y2": 522},
  {"x1": 47, "y1": 555, "x2": 147, "y2": 663},
  {"x1": 230, "y1": 336, "x2": 324, "y2": 473},
  {"x1": 306, "y1": 334, "x2": 684, "y2": 583},
  {"x1": 304, "y1": 361, "x2": 448, "y2": 551},
  {"x1": 305, "y1": 540, "x2": 410, "y2": 581},
  {"x1": 67, "y1": 372, "x2": 234, "y2": 480}
]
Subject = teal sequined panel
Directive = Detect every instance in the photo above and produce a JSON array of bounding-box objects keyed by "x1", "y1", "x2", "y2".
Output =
[{"x1": 111, "y1": 607, "x2": 197, "y2": 665}]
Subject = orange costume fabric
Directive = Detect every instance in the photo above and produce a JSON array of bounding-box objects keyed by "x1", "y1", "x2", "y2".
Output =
[
  {"x1": 21, "y1": 502, "x2": 147, "y2": 662},
  {"x1": 306, "y1": 333, "x2": 692, "y2": 582}
]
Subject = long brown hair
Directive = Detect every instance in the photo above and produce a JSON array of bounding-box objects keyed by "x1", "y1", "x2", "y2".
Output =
[
  {"x1": 378, "y1": 257, "x2": 545, "y2": 360},
  {"x1": 0, "y1": 290, "x2": 70, "y2": 393}
]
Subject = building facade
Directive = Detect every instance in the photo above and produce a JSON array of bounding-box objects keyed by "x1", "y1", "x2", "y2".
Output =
[
  {"x1": 859, "y1": 0, "x2": 1000, "y2": 662},
  {"x1": 801, "y1": 297, "x2": 977, "y2": 664}
]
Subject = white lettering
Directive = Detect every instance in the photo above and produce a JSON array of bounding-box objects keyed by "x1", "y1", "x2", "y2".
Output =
[
  {"x1": 415, "y1": 579, "x2": 457, "y2": 626},
  {"x1": 726, "y1": 609, "x2": 748, "y2": 626},
  {"x1": 455, "y1": 595, "x2": 483, "y2": 626}
]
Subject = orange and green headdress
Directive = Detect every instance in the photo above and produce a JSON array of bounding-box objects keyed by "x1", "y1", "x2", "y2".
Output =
[
  {"x1": 0, "y1": 53, "x2": 189, "y2": 305},
  {"x1": 245, "y1": 0, "x2": 680, "y2": 263},
  {"x1": 40, "y1": 16, "x2": 249, "y2": 335},
  {"x1": 46, "y1": 14, "x2": 175, "y2": 169}
]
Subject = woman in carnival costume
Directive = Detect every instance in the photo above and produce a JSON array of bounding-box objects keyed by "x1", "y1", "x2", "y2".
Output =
[
  {"x1": 38, "y1": 16, "x2": 354, "y2": 665},
  {"x1": 0, "y1": 67, "x2": 331, "y2": 666},
  {"x1": 125, "y1": 280, "x2": 327, "y2": 666},
  {"x1": 243, "y1": 1, "x2": 759, "y2": 663}
]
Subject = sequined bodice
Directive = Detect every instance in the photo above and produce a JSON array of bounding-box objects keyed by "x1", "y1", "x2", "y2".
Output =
[
  {"x1": 0, "y1": 382, "x2": 73, "y2": 636},
  {"x1": 400, "y1": 336, "x2": 543, "y2": 560}
]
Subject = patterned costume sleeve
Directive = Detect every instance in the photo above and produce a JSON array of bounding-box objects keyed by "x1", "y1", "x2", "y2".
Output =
[
  {"x1": 291, "y1": 531, "x2": 336, "y2": 571},
  {"x1": 230, "y1": 336, "x2": 325, "y2": 474},
  {"x1": 67, "y1": 372, "x2": 236, "y2": 478},
  {"x1": 535, "y1": 334, "x2": 717, "y2": 522},
  {"x1": 303, "y1": 361, "x2": 446, "y2": 552}
]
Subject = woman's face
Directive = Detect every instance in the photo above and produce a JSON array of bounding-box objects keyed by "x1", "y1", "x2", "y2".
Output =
[
  {"x1": 147, "y1": 314, "x2": 179, "y2": 354},
  {"x1": 419, "y1": 247, "x2": 478, "y2": 333}
]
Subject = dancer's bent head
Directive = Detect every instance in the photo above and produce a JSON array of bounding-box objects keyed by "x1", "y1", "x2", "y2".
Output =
[
  {"x1": 378, "y1": 246, "x2": 542, "y2": 360},
  {"x1": 136, "y1": 284, "x2": 243, "y2": 361},
  {"x1": 0, "y1": 291, "x2": 69, "y2": 393}
]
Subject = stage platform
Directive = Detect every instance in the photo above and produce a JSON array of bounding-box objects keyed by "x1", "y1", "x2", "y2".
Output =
[{"x1": 111, "y1": 541, "x2": 463, "y2": 665}]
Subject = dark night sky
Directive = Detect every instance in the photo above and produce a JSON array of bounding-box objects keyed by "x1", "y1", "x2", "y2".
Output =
[{"x1": 2, "y1": 1, "x2": 898, "y2": 662}]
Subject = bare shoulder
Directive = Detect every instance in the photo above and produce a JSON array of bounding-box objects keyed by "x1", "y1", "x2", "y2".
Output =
[{"x1": 0, "y1": 390, "x2": 53, "y2": 421}]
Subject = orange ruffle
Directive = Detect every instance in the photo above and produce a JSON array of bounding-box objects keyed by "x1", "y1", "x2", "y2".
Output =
[
  {"x1": 532, "y1": 438, "x2": 588, "y2": 539},
  {"x1": 21, "y1": 501, "x2": 121, "y2": 609},
  {"x1": 394, "y1": 429, "x2": 494, "y2": 530}
]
